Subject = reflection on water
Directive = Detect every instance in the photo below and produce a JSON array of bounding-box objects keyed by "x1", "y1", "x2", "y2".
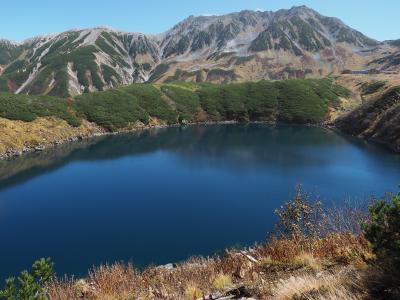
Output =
[
  {"x1": 0, "y1": 124, "x2": 399, "y2": 281},
  {"x1": 2, "y1": 124, "x2": 391, "y2": 190}
]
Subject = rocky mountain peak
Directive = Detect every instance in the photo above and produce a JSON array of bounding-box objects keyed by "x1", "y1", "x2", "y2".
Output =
[{"x1": 0, "y1": 6, "x2": 396, "y2": 97}]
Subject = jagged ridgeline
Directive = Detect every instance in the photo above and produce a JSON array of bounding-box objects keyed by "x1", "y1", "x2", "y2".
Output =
[
  {"x1": 0, "y1": 78, "x2": 350, "y2": 131},
  {"x1": 0, "y1": 5, "x2": 391, "y2": 98}
]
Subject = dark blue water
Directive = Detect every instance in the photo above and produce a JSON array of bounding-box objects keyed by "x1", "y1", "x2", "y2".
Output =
[{"x1": 0, "y1": 124, "x2": 399, "y2": 281}]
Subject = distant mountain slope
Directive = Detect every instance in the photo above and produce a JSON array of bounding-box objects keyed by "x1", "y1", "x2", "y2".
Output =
[
  {"x1": 0, "y1": 6, "x2": 397, "y2": 97},
  {"x1": 368, "y1": 51, "x2": 400, "y2": 71}
]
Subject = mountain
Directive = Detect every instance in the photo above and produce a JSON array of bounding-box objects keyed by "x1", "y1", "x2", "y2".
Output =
[
  {"x1": 368, "y1": 50, "x2": 400, "y2": 71},
  {"x1": 0, "y1": 6, "x2": 397, "y2": 97},
  {"x1": 385, "y1": 39, "x2": 400, "y2": 47}
]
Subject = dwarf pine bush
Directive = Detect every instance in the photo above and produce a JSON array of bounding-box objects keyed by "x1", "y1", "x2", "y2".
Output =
[
  {"x1": 363, "y1": 193, "x2": 400, "y2": 261},
  {"x1": 363, "y1": 193, "x2": 400, "y2": 298},
  {"x1": 0, "y1": 258, "x2": 54, "y2": 300}
]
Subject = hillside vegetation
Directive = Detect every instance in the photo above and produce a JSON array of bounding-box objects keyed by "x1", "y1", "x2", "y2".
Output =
[
  {"x1": 0, "y1": 78, "x2": 351, "y2": 157},
  {"x1": 0, "y1": 78, "x2": 348, "y2": 134},
  {"x1": 0, "y1": 93, "x2": 80, "y2": 127}
]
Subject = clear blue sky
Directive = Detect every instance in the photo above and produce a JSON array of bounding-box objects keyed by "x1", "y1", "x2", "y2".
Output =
[{"x1": 1, "y1": 0, "x2": 399, "y2": 41}]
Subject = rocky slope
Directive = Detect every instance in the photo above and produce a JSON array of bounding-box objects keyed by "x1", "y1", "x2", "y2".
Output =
[
  {"x1": 0, "y1": 6, "x2": 397, "y2": 97},
  {"x1": 335, "y1": 85, "x2": 400, "y2": 152}
]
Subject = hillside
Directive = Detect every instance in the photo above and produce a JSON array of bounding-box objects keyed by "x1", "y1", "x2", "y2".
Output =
[
  {"x1": 0, "y1": 78, "x2": 349, "y2": 158},
  {"x1": 335, "y1": 85, "x2": 400, "y2": 152},
  {"x1": 0, "y1": 6, "x2": 397, "y2": 97}
]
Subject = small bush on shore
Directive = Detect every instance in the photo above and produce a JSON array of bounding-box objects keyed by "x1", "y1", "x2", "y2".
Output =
[
  {"x1": 0, "y1": 258, "x2": 54, "y2": 300},
  {"x1": 274, "y1": 185, "x2": 325, "y2": 238},
  {"x1": 363, "y1": 192, "x2": 400, "y2": 299}
]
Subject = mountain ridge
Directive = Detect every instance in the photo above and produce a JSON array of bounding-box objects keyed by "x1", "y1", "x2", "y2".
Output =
[{"x1": 0, "y1": 6, "x2": 398, "y2": 97}]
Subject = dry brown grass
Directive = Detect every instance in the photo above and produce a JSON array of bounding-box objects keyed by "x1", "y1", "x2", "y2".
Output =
[
  {"x1": 185, "y1": 284, "x2": 203, "y2": 300},
  {"x1": 259, "y1": 233, "x2": 370, "y2": 265},
  {"x1": 0, "y1": 117, "x2": 104, "y2": 156},
  {"x1": 292, "y1": 253, "x2": 322, "y2": 271},
  {"x1": 212, "y1": 274, "x2": 233, "y2": 291},
  {"x1": 272, "y1": 266, "x2": 363, "y2": 300},
  {"x1": 47, "y1": 233, "x2": 371, "y2": 300}
]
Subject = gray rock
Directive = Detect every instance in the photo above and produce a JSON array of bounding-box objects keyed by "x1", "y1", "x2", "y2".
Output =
[
  {"x1": 158, "y1": 263, "x2": 175, "y2": 270},
  {"x1": 34, "y1": 145, "x2": 45, "y2": 151}
]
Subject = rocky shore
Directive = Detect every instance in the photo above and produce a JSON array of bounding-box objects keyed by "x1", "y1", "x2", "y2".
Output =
[
  {"x1": 1, "y1": 109, "x2": 399, "y2": 162},
  {"x1": 0, "y1": 118, "x2": 242, "y2": 160}
]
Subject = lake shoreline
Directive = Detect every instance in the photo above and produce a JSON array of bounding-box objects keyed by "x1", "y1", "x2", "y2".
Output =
[
  {"x1": 1, "y1": 119, "x2": 397, "y2": 161},
  {"x1": 0, "y1": 119, "x2": 244, "y2": 160}
]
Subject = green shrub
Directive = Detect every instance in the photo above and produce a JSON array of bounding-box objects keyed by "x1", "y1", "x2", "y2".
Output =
[
  {"x1": 101, "y1": 64, "x2": 121, "y2": 85},
  {"x1": 361, "y1": 81, "x2": 386, "y2": 95},
  {"x1": 0, "y1": 258, "x2": 54, "y2": 300},
  {"x1": 363, "y1": 193, "x2": 400, "y2": 298},
  {"x1": 0, "y1": 77, "x2": 8, "y2": 92},
  {"x1": 148, "y1": 64, "x2": 170, "y2": 82},
  {"x1": 197, "y1": 84, "x2": 225, "y2": 120},
  {"x1": 0, "y1": 93, "x2": 80, "y2": 127},
  {"x1": 0, "y1": 78, "x2": 348, "y2": 129},
  {"x1": 74, "y1": 89, "x2": 148, "y2": 131},
  {"x1": 122, "y1": 84, "x2": 177, "y2": 124},
  {"x1": 234, "y1": 55, "x2": 255, "y2": 65},
  {"x1": 197, "y1": 83, "x2": 250, "y2": 121},
  {"x1": 245, "y1": 81, "x2": 278, "y2": 121},
  {"x1": 275, "y1": 80, "x2": 329, "y2": 123},
  {"x1": 364, "y1": 193, "x2": 400, "y2": 260},
  {"x1": 2, "y1": 60, "x2": 27, "y2": 75},
  {"x1": 160, "y1": 84, "x2": 200, "y2": 121}
]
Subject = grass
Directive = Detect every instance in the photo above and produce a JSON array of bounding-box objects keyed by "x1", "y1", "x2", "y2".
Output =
[
  {"x1": 0, "y1": 114, "x2": 102, "y2": 158},
  {"x1": 212, "y1": 274, "x2": 233, "y2": 291},
  {"x1": 292, "y1": 253, "x2": 322, "y2": 271},
  {"x1": 45, "y1": 233, "x2": 371, "y2": 300},
  {"x1": 185, "y1": 285, "x2": 203, "y2": 300},
  {"x1": 273, "y1": 268, "x2": 361, "y2": 300}
]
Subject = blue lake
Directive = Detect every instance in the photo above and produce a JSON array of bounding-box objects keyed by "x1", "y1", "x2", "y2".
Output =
[{"x1": 0, "y1": 124, "x2": 399, "y2": 280}]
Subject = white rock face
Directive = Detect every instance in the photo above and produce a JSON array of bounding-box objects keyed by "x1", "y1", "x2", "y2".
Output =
[{"x1": 67, "y1": 62, "x2": 83, "y2": 96}]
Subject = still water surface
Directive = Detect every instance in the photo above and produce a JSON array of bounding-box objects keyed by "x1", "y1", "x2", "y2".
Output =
[{"x1": 0, "y1": 124, "x2": 399, "y2": 280}]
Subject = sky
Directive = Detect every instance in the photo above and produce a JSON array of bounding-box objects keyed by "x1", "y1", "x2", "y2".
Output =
[{"x1": 1, "y1": 0, "x2": 399, "y2": 42}]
